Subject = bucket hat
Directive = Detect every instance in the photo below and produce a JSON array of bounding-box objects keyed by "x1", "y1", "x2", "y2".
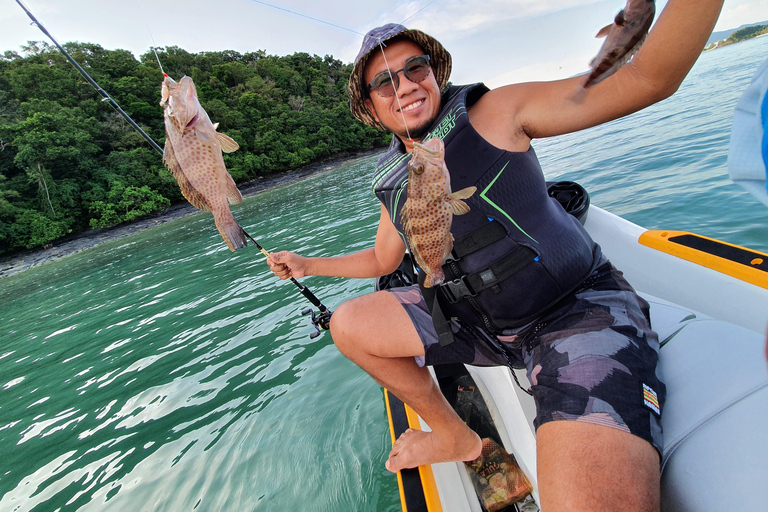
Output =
[{"x1": 349, "y1": 23, "x2": 452, "y2": 129}]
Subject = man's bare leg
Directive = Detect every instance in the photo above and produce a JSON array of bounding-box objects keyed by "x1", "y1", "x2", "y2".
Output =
[
  {"x1": 537, "y1": 421, "x2": 661, "y2": 512},
  {"x1": 330, "y1": 290, "x2": 482, "y2": 472}
]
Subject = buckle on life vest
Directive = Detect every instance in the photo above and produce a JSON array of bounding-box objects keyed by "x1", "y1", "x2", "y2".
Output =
[{"x1": 441, "y1": 276, "x2": 477, "y2": 303}]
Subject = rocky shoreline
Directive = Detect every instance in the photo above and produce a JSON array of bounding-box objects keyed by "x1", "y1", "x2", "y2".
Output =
[{"x1": 0, "y1": 149, "x2": 383, "y2": 279}]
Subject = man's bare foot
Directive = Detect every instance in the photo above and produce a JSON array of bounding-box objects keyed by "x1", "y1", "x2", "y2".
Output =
[{"x1": 385, "y1": 427, "x2": 483, "y2": 473}]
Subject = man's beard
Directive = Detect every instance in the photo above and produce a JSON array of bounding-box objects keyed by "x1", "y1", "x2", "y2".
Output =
[
  {"x1": 404, "y1": 121, "x2": 432, "y2": 141},
  {"x1": 383, "y1": 116, "x2": 434, "y2": 142}
]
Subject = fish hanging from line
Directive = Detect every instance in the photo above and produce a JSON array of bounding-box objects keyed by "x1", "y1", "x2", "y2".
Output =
[
  {"x1": 401, "y1": 138, "x2": 476, "y2": 288},
  {"x1": 584, "y1": 0, "x2": 656, "y2": 87},
  {"x1": 161, "y1": 75, "x2": 247, "y2": 251}
]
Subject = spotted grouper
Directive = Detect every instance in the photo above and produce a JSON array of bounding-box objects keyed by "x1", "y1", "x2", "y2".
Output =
[
  {"x1": 400, "y1": 138, "x2": 476, "y2": 288},
  {"x1": 585, "y1": 0, "x2": 656, "y2": 87},
  {"x1": 161, "y1": 75, "x2": 247, "y2": 251}
]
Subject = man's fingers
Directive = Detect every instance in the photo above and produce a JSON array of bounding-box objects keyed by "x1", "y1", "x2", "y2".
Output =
[{"x1": 265, "y1": 251, "x2": 305, "y2": 279}]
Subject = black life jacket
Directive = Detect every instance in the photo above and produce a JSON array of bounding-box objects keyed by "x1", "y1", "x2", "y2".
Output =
[{"x1": 373, "y1": 83, "x2": 600, "y2": 343}]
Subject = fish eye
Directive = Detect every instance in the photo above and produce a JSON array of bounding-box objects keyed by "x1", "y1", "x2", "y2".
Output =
[{"x1": 408, "y1": 161, "x2": 425, "y2": 175}]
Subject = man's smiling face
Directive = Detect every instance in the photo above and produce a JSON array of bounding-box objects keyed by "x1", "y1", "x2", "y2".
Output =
[{"x1": 363, "y1": 39, "x2": 442, "y2": 145}]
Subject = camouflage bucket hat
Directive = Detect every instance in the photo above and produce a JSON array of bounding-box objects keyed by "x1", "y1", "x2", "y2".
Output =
[{"x1": 349, "y1": 23, "x2": 452, "y2": 130}]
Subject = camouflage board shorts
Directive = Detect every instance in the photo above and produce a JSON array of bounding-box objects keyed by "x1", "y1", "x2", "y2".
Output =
[{"x1": 386, "y1": 258, "x2": 666, "y2": 453}]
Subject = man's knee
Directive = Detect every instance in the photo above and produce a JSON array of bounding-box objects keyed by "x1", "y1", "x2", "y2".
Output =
[
  {"x1": 329, "y1": 298, "x2": 355, "y2": 355},
  {"x1": 329, "y1": 294, "x2": 374, "y2": 356},
  {"x1": 330, "y1": 291, "x2": 423, "y2": 361}
]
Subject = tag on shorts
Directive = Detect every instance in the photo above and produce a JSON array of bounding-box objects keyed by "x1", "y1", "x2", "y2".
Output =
[{"x1": 642, "y1": 383, "x2": 661, "y2": 416}]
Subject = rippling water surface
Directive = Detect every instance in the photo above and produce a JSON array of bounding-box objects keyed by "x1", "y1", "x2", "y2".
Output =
[{"x1": 1, "y1": 36, "x2": 767, "y2": 512}]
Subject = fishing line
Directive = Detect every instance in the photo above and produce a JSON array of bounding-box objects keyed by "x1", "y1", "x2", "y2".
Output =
[
  {"x1": 136, "y1": 0, "x2": 166, "y2": 75},
  {"x1": 377, "y1": 41, "x2": 414, "y2": 143},
  {"x1": 245, "y1": 0, "x2": 365, "y2": 36},
  {"x1": 399, "y1": 0, "x2": 439, "y2": 25},
  {"x1": 241, "y1": 0, "x2": 439, "y2": 144}
]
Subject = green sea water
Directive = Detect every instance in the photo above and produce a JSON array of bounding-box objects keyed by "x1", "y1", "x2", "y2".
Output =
[{"x1": 1, "y1": 36, "x2": 767, "y2": 512}]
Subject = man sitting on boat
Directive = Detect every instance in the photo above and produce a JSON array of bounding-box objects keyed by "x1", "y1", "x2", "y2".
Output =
[{"x1": 268, "y1": 1, "x2": 724, "y2": 510}]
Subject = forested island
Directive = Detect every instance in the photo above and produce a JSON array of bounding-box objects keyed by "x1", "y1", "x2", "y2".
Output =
[
  {"x1": 0, "y1": 42, "x2": 391, "y2": 257},
  {"x1": 704, "y1": 23, "x2": 768, "y2": 50}
]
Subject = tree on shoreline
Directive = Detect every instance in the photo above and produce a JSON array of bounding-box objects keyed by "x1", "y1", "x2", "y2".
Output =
[{"x1": 0, "y1": 43, "x2": 390, "y2": 256}]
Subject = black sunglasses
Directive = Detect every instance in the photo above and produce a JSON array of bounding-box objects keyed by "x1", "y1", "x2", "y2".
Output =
[{"x1": 368, "y1": 55, "x2": 431, "y2": 98}]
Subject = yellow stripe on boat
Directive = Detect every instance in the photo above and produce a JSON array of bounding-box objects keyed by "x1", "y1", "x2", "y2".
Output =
[
  {"x1": 384, "y1": 388, "x2": 444, "y2": 512},
  {"x1": 638, "y1": 230, "x2": 768, "y2": 289},
  {"x1": 403, "y1": 403, "x2": 443, "y2": 512},
  {"x1": 384, "y1": 390, "x2": 410, "y2": 512}
]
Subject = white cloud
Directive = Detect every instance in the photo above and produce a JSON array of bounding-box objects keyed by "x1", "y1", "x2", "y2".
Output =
[
  {"x1": 383, "y1": 0, "x2": 605, "y2": 40},
  {"x1": 715, "y1": 0, "x2": 768, "y2": 31}
]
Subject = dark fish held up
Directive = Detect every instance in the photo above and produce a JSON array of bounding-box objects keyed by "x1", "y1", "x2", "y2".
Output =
[{"x1": 584, "y1": 0, "x2": 656, "y2": 87}]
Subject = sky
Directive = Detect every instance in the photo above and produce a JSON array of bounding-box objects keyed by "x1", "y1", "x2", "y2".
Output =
[{"x1": 1, "y1": 0, "x2": 767, "y2": 87}]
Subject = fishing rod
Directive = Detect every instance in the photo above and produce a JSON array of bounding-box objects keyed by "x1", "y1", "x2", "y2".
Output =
[
  {"x1": 15, "y1": 0, "x2": 163, "y2": 154},
  {"x1": 15, "y1": 0, "x2": 333, "y2": 337},
  {"x1": 243, "y1": 233, "x2": 332, "y2": 338}
]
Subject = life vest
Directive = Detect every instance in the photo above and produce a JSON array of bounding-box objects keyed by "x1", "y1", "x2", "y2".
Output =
[{"x1": 373, "y1": 84, "x2": 600, "y2": 343}]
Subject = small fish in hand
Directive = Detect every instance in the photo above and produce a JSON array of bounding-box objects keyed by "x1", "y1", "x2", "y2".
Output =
[
  {"x1": 400, "y1": 138, "x2": 476, "y2": 288},
  {"x1": 584, "y1": 0, "x2": 655, "y2": 87},
  {"x1": 161, "y1": 75, "x2": 247, "y2": 251}
]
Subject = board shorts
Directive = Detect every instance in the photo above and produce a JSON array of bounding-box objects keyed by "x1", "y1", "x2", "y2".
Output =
[{"x1": 385, "y1": 258, "x2": 666, "y2": 454}]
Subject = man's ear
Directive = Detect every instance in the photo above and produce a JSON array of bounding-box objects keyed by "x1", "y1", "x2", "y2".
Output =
[{"x1": 364, "y1": 98, "x2": 380, "y2": 123}]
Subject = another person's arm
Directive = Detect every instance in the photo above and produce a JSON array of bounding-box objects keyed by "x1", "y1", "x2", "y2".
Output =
[{"x1": 471, "y1": 0, "x2": 724, "y2": 149}]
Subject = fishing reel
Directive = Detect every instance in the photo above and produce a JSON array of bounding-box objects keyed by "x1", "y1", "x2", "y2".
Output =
[{"x1": 302, "y1": 307, "x2": 333, "y2": 339}]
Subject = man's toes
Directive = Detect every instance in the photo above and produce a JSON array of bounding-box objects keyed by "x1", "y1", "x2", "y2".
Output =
[{"x1": 386, "y1": 454, "x2": 402, "y2": 473}]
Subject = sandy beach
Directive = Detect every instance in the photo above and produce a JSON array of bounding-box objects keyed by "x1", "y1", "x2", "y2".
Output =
[{"x1": 0, "y1": 149, "x2": 382, "y2": 279}]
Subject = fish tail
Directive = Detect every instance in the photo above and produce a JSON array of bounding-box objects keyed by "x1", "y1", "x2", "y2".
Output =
[{"x1": 214, "y1": 211, "x2": 247, "y2": 251}]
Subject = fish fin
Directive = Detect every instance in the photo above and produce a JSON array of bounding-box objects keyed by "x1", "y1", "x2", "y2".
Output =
[
  {"x1": 595, "y1": 23, "x2": 612, "y2": 38},
  {"x1": 448, "y1": 186, "x2": 475, "y2": 215},
  {"x1": 213, "y1": 210, "x2": 248, "y2": 251},
  {"x1": 162, "y1": 137, "x2": 178, "y2": 170},
  {"x1": 216, "y1": 132, "x2": 240, "y2": 153},
  {"x1": 447, "y1": 197, "x2": 471, "y2": 215},
  {"x1": 450, "y1": 186, "x2": 476, "y2": 200},
  {"x1": 195, "y1": 128, "x2": 217, "y2": 146},
  {"x1": 226, "y1": 173, "x2": 243, "y2": 204},
  {"x1": 400, "y1": 205, "x2": 411, "y2": 231},
  {"x1": 163, "y1": 140, "x2": 213, "y2": 212}
]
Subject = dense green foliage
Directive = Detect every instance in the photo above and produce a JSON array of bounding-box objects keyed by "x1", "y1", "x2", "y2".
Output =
[
  {"x1": 725, "y1": 24, "x2": 768, "y2": 43},
  {"x1": 0, "y1": 42, "x2": 390, "y2": 255}
]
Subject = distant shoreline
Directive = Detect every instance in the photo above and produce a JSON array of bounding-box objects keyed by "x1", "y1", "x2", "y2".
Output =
[
  {"x1": 704, "y1": 27, "x2": 768, "y2": 52},
  {"x1": 0, "y1": 148, "x2": 384, "y2": 279}
]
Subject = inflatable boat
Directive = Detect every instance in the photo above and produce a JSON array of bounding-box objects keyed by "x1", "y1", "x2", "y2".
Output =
[{"x1": 381, "y1": 187, "x2": 768, "y2": 512}]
